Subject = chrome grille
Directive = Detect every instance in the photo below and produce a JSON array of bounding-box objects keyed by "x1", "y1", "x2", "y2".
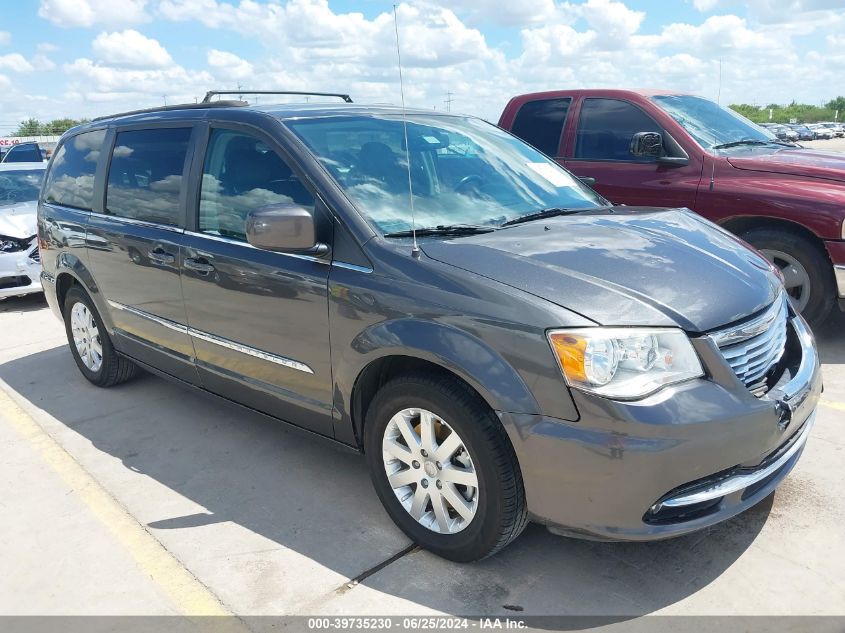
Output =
[{"x1": 711, "y1": 293, "x2": 789, "y2": 397}]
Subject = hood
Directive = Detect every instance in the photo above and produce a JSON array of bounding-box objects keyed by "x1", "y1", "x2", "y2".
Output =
[
  {"x1": 0, "y1": 200, "x2": 37, "y2": 239},
  {"x1": 726, "y1": 148, "x2": 845, "y2": 183},
  {"x1": 422, "y1": 208, "x2": 781, "y2": 332}
]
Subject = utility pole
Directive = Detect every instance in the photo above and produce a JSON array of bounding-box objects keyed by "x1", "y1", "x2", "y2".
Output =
[
  {"x1": 444, "y1": 91, "x2": 454, "y2": 113},
  {"x1": 162, "y1": 95, "x2": 167, "y2": 106},
  {"x1": 237, "y1": 83, "x2": 243, "y2": 101}
]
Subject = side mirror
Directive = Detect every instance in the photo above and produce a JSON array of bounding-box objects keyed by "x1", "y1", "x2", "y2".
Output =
[
  {"x1": 245, "y1": 204, "x2": 328, "y2": 255},
  {"x1": 629, "y1": 131, "x2": 663, "y2": 158}
]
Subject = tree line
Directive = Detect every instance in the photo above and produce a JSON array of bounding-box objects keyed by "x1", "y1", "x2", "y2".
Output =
[
  {"x1": 9, "y1": 118, "x2": 90, "y2": 137},
  {"x1": 729, "y1": 96, "x2": 844, "y2": 125},
  {"x1": 7, "y1": 96, "x2": 845, "y2": 136}
]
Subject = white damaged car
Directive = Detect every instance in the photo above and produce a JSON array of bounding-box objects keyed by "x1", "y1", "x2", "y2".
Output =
[{"x1": 0, "y1": 162, "x2": 45, "y2": 299}]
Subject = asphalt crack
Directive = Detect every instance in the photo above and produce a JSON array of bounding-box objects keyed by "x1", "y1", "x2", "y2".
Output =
[{"x1": 336, "y1": 544, "x2": 420, "y2": 595}]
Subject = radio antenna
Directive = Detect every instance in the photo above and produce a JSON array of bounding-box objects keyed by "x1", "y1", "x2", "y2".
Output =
[{"x1": 393, "y1": 4, "x2": 420, "y2": 258}]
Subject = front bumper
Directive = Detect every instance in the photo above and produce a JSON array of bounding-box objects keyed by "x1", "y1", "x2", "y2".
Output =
[
  {"x1": 825, "y1": 241, "x2": 845, "y2": 303},
  {"x1": 0, "y1": 244, "x2": 42, "y2": 299},
  {"x1": 500, "y1": 314, "x2": 821, "y2": 541}
]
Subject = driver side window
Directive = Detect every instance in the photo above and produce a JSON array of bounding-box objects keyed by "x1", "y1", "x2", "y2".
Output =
[
  {"x1": 575, "y1": 98, "x2": 662, "y2": 162},
  {"x1": 199, "y1": 129, "x2": 315, "y2": 242}
]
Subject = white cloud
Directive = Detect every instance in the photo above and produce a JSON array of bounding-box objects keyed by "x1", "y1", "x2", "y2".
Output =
[
  {"x1": 38, "y1": 0, "x2": 149, "y2": 28},
  {"x1": 207, "y1": 49, "x2": 253, "y2": 81},
  {"x1": 693, "y1": 0, "x2": 720, "y2": 10},
  {"x1": 65, "y1": 57, "x2": 212, "y2": 99},
  {"x1": 0, "y1": 53, "x2": 35, "y2": 73},
  {"x1": 92, "y1": 30, "x2": 173, "y2": 68},
  {"x1": 5, "y1": 0, "x2": 840, "y2": 127},
  {"x1": 0, "y1": 31, "x2": 10, "y2": 46},
  {"x1": 447, "y1": 0, "x2": 557, "y2": 26}
]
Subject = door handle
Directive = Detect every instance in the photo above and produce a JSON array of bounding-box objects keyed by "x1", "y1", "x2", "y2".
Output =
[
  {"x1": 148, "y1": 248, "x2": 176, "y2": 265},
  {"x1": 184, "y1": 257, "x2": 215, "y2": 274}
]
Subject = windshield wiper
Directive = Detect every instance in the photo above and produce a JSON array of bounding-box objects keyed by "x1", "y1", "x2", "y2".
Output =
[
  {"x1": 711, "y1": 139, "x2": 770, "y2": 150},
  {"x1": 501, "y1": 206, "x2": 603, "y2": 227},
  {"x1": 382, "y1": 224, "x2": 496, "y2": 238}
]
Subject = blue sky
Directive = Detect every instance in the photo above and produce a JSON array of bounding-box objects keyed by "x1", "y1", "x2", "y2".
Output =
[{"x1": 1, "y1": 0, "x2": 843, "y2": 135}]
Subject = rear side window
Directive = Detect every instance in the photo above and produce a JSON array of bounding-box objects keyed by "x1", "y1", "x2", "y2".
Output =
[
  {"x1": 43, "y1": 130, "x2": 107, "y2": 210},
  {"x1": 575, "y1": 98, "x2": 661, "y2": 161},
  {"x1": 4, "y1": 143, "x2": 42, "y2": 163},
  {"x1": 106, "y1": 127, "x2": 191, "y2": 226},
  {"x1": 510, "y1": 98, "x2": 570, "y2": 157}
]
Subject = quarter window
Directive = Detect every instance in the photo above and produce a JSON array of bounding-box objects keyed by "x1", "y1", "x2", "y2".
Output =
[
  {"x1": 511, "y1": 98, "x2": 571, "y2": 157},
  {"x1": 106, "y1": 128, "x2": 191, "y2": 226},
  {"x1": 198, "y1": 129, "x2": 314, "y2": 242},
  {"x1": 43, "y1": 130, "x2": 106, "y2": 211},
  {"x1": 575, "y1": 98, "x2": 661, "y2": 161}
]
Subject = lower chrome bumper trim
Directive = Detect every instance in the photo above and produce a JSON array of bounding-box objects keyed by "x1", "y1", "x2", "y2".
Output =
[
  {"x1": 658, "y1": 411, "x2": 815, "y2": 509},
  {"x1": 835, "y1": 264, "x2": 845, "y2": 298}
]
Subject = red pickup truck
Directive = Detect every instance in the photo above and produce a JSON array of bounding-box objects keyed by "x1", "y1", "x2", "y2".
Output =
[{"x1": 499, "y1": 89, "x2": 845, "y2": 325}]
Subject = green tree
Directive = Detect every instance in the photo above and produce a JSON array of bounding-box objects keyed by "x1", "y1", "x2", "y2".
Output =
[
  {"x1": 13, "y1": 118, "x2": 43, "y2": 136},
  {"x1": 826, "y1": 96, "x2": 845, "y2": 117},
  {"x1": 9, "y1": 117, "x2": 88, "y2": 137},
  {"x1": 45, "y1": 118, "x2": 88, "y2": 134}
]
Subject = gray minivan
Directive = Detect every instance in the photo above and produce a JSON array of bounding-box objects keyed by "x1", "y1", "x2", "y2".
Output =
[{"x1": 37, "y1": 96, "x2": 820, "y2": 561}]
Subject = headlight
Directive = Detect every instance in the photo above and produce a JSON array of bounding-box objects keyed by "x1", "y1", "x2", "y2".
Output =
[{"x1": 547, "y1": 328, "x2": 704, "y2": 399}]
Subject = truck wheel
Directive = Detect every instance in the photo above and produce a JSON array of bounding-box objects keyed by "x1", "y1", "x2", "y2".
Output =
[
  {"x1": 63, "y1": 286, "x2": 140, "y2": 387},
  {"x1": 740, "y1": 227, "x2": 834, "y2": 326},
  {"x1": 364, "y1": 374, "x2": 528, "y2": 562}
]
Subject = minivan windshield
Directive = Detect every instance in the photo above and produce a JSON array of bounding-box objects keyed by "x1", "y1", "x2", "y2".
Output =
[
  {"x1": 286, "y1": 114, "x2": 606, "y2": 235},
  {"x1": 652, "y1": 95, "x2": 780, "y2": 150},
  {"x1": 0, "y1": 169, "x2": 44, "y2": 206}
]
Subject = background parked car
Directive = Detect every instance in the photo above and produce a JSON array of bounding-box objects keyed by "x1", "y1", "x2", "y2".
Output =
[
  {"x1": 808, "y1": 123, "x2": 834, "y2": 139},
  {"x1": 0, "y1": 162, "x2": 45, "y2": 299},
  {"x1": 760, "y1": 123, "x2": 787, "y2": 139},
  {"x1": 499, "y1": 89, "x2": 845, "y2": 325},
  {"x1": 0, "y1": 141, "x2": 49, "y2": 163},
  {"x1": 788, "y1": 124, "x2": 815, "y2": 141},
  {"x1": 820, "y1": 122, "x2": 845, "y2": 137}
]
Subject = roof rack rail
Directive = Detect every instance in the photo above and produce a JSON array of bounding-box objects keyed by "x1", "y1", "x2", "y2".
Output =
[
  {"x1": 93, "y1": 100, "x2": 248, "y2": 122},
  {"x1": 202, "y1": 90, "x2": 353, "y2": 104}
]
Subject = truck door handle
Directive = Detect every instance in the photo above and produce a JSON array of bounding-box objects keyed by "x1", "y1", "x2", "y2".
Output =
[
  {"x1": 184, "y1": 257, "x2": 215, "y2": 274},
  {"x1": 148, "y1": 248, "x2": 176, "y2": 265}
]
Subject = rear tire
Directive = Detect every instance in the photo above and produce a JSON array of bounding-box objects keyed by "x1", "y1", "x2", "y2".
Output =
[
  {"x1": 63, "y1": 286, "x2": 139, "y2": 387},
  {"x1": 740, "y1": 227, "x2": 835, "y2": 326},
  {"x1": 364, "y1": 373, "x2": 528, "y2": 562}
]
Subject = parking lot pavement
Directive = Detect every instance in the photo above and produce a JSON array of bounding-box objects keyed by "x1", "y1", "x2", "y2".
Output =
[
  {"x1": 802, "y1": 138, "x2": 845, "y2": 152},
  {"x1": 1, "y1": 293, "x2": 844, "y2": 620}
]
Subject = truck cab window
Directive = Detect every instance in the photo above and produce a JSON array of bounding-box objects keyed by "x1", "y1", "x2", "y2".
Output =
[{"x1": 575, "y1": 98, "x2": 661, "y2": 162}]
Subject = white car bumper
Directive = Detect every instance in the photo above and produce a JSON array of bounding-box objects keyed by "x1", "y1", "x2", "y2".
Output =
[{"x1": 0, "y1": 239, "x2": 42, "y2": 299}]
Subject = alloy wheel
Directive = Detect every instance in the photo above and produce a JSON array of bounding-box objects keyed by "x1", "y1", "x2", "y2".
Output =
[
  {"x1": 381, "y1": 408, "x2": 479, "y2": 534},
  {"x1": 759, "y1": 248, "x2": 811, "y2": 313},
  {"x1": 70, "y1": 302, "x2": 103, "y2": 373}
]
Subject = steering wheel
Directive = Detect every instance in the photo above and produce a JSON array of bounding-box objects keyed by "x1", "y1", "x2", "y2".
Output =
[{"x1": 453, "y1": 174, "x2": 484, "y2": 193}]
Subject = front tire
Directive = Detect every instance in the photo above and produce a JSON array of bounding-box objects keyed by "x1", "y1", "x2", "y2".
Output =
[
  {"x1": 364, "y1": 373, "x2": 528, "y2": 562},
  {"x1": 63, "y1": 286, "x2": 139, "y2": 387},
  {"x1": 741, "y1": 227, "x2": 835, "y2": 326}
]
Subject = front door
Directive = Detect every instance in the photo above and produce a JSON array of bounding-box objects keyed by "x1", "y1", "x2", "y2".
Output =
[
  {"x1": 180, "y1": 125, "x2": 334, "y2": 436},
  {"x1": 563, "y1": 97, "x2": 701, "y2": 209},
  {"x1": 86, "y1": 126, "x2": 197, "y2": 383}
]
